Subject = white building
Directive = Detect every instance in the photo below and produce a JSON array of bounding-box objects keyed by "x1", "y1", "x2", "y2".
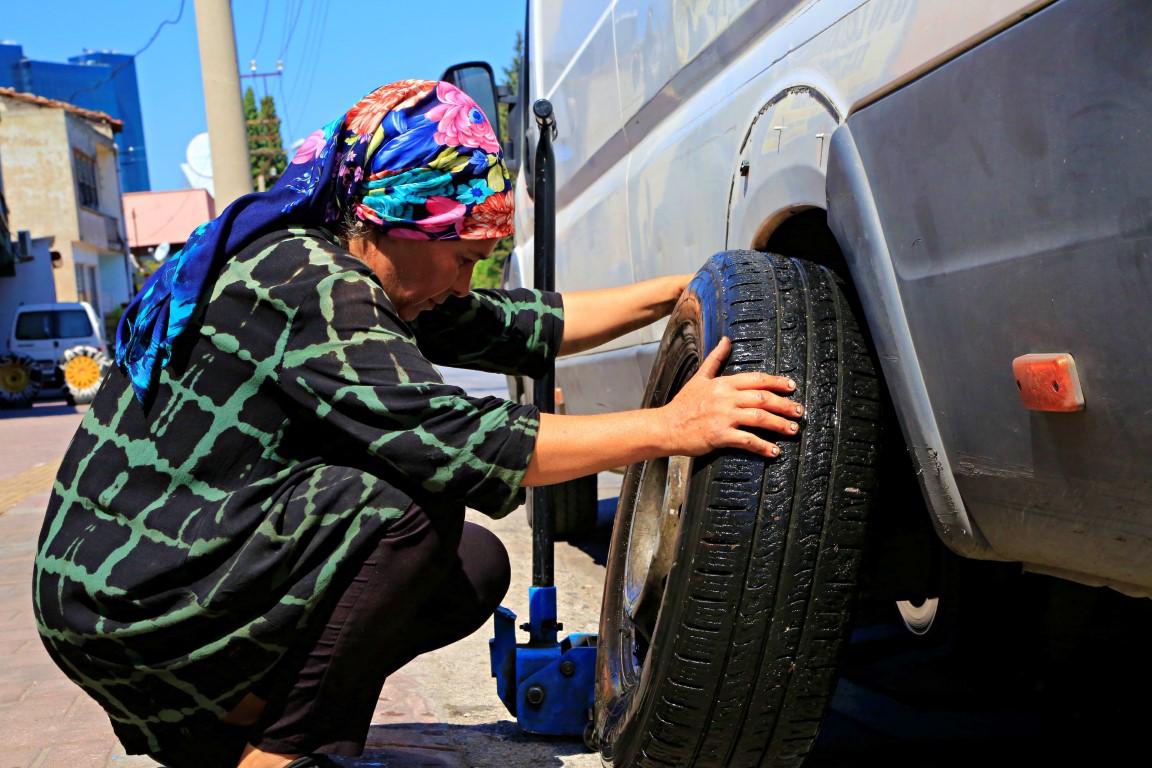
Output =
[{"x1": 0, "y1": 87, "x2": 135, "y2": 340}]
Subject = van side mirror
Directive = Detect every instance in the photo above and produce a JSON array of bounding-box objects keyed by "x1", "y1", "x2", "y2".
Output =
[
  {"x1": 496, "y1": 83, "x2": 521, "y2": 175},
  {"x1": 440, "y1": 62, "x2": 520, "y2": 173},
  {"x1": 440, "y1": 62, "x2": 505, "y2": 146}
]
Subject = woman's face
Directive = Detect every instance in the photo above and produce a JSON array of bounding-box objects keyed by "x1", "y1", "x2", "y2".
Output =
[{"x1": 353, "y1": 234, "x2": 499, "y2": 321}]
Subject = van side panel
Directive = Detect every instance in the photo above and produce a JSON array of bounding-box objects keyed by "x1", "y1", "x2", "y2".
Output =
[
  {"x1": 538, "y1": 0, "x2": 1052, "y2": 417},
  {"x1": 613, "y1": 0, "x2": 773, "y2": 120},
  {"x1": 828, "y1": 0, "x2": 1152, "y2": 592},
  {"x1": 534, "y1": 0, "x2": 621, "y2": 193}
]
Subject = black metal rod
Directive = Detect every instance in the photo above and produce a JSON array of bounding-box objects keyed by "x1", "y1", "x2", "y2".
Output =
[{"x1": 531, "y1": 98, "x2": 557, "y2": 589}]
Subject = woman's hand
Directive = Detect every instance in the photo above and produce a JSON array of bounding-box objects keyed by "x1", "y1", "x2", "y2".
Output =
[
  {"x1": 522, "y1": 336, "x2": 803, "y2": 486},
  {"x1": 657, "y1": 337, "x2": 803, "y2": 459},
  {"x1": 559, "y1": 274, "x2": 696, "y2": 356},
  {"x1": 640, "y1": 273, "x2": 694, "y2": 319}
]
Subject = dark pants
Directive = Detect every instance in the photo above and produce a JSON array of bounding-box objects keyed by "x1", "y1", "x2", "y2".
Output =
[{"x1": 151, "y1": 503, "x2": 511, "y2": 767}]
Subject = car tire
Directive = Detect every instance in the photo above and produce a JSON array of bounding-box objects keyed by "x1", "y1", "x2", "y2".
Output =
[
  {"x1": 513, "y1": 367, "x2": 601, "y2": 540},
  {"x1": 526, "y1": 474, "x2": 599, "y2": 540},
  {"x1": 0, "y1": 353, "x2": 43, "y2": 409},
  {"x1": 594, "y1": 250, "x2": 882, "y2": 768},
  {"x1": 59, "y1": 345, "x2": 110, "y2": 405}
]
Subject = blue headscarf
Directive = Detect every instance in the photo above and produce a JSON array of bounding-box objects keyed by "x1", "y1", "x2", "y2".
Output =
[{"x1": 116, "y1": 80, "x2": 513, "y2": 404}]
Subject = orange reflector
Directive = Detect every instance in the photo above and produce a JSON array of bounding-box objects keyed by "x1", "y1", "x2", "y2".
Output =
[{"x1": 1012, "y1": 353, "x2": 1084, "y2": 412}]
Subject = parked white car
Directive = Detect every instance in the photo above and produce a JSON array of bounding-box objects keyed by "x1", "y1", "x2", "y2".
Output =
[{"x1": 5, "y1": 301, "x2": 110, "y2": 404}]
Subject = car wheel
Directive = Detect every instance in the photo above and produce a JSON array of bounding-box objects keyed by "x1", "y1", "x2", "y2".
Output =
[
  {"x1": 526, "y1": 474, "x2": 599, "y2": 540},
  {"x1": 595, "y1": 250, "x2": 882, "y2": 768},
  {"x1": 59, "y1": 345, "x2": 110, "y2": 405},
  {"x1": 0, "y1": 353, "x2": 43, "y2": 409}
]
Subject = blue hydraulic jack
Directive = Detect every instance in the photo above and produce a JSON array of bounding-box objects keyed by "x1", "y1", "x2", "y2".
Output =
[{"x1": 488, "y1": 98, "x2": 599, "y2": 745}]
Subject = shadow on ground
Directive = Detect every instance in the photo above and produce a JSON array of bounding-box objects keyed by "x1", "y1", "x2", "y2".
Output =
[
  {"x1": 0, "y1": 389, "x2": 81, "y2": 419},
  {"x1": 332, "y1": 720, "x2": 592, "y2": 767}
]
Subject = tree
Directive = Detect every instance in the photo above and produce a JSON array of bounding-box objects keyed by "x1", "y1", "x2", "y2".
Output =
[
  {"x1": 244, "y1": 87, "x2": 288, "y2": 191},
  {"x1": 496, "y1": 31, "x2": 523, "y2": 147},
  {"x1": 472, "y1": 31, "x2": 523, "y2": 290}
]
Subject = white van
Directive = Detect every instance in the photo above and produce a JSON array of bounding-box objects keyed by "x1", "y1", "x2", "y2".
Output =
[
  {"x1": 453, "y1": 0, "x2": 1150, "y2": 760},
  {"x1": 7, "y1": 301, "x2": 106, "y2": 389}
]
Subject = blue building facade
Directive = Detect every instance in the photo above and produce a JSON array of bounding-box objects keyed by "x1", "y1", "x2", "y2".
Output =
[{"x1": 0, "y1": 43, "x2": 149, "y2": 192}]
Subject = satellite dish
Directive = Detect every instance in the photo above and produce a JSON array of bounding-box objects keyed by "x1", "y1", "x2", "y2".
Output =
[
  {"x1": 186, "y1": 133, "x2": 212, "y2": 177},
  {"x1": 154, "y1": 242, "x2": 171, "y2": 262},
  {"x1": 181, "y1": 132, "x2": 215, "y2": 197}
]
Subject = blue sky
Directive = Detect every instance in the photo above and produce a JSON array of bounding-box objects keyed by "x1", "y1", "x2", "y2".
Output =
[{"x1": 2, "y1": 0, "x2": 525, "y2": 191}]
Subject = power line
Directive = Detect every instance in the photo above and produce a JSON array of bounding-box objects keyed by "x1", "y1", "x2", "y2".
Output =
[
  {"x1": 250, "y1": 0, "x2": 272, "y2": 62},
  {"x1": 131, "y1": 0, "x2": 188, "y2": 59},
  {"x1": 241, "y1": 60, "x2": 283, "y2": 101},
  {"x1": 276, "y1": 73, "x2": 294, "y2": 150},
  {"x1": 278, "y1": 0, "x2": 307, "y2": 63},
  {"x1": 67, "y1": 0, "x2": 188, "y2": 102},
  {"x1": 285, "y1": 0, "x2": 321, "y2": 109},
  {"x1": 290, "y1": 0, "x2": 331, "y2": 130}
]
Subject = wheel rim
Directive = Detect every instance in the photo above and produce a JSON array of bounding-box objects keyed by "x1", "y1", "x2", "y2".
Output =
[
  {"x1": 63, "y1": 354, "x2": 103, "y2": 391},
  {"x1": 0, "y1": 361, "x2": 31, "y2": 393},
  {"x1": 622, "y1": 453, "x2": 691, "y2": 657},
  {"x1": 607, "y1": 336, "x2": 699, "y2": 693}
]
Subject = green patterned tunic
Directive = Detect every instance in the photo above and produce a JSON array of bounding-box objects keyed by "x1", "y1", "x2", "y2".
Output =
[{"x1": 32, "y1": 228, "x2": 563, "y2": 754}]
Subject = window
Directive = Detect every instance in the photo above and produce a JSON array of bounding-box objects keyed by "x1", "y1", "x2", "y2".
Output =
[
  {"x1": 57, "y1": 309, "x2": 94, "y2": 338},
  {"x1": 73, "y1": 150, "x2": 99, "y2": 209},
  {"x1": 14, "y1": 309, "x2": 94, "y2": 341},
  {"x1": 75, "y1": 263, "x2": 100, "y2": 310},
  {"x1": 15, "y1": 311, "x2": 53, "y2": 340}
]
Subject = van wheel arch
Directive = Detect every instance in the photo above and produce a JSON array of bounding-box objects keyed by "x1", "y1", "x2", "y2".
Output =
[{"x1": 756, "y1": 208, "x2": 852, "y2": 283}]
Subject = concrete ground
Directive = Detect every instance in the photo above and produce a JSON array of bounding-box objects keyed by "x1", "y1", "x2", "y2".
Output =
[{"x1": 0, "y1": 369, "x2": 615, "y2": 768}]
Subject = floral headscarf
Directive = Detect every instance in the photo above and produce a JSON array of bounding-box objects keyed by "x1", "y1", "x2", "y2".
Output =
[{"x1": 116, "y1": 80, "x2": 513, "y2": 404}]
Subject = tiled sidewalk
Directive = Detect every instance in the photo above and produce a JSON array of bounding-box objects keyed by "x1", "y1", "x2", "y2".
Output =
[
  {"x1": 0, "y1": 461, "x2": 61, "y2": 516},
  {"x1": 0, "y1": 489, "x2": 157, "y2": 768}
]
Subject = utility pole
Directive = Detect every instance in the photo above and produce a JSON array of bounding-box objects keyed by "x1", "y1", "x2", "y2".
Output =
[
  {"x1": 243, "y1": 60, "x2": 286, "y2": 192},
  {"x1": 193, "y1": 0, "x2": 253, "y2": 208},
  {"x1": 241, "y1": 58, "x2": 284, "y2": 96}
]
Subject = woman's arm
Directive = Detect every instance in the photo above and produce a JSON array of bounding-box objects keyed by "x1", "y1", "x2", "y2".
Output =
[
  {"x1": 409, "y1": 288, "x2": 562, "y2": 377},
  {"x1": 522, "y1": 337, "x2": 804, "y2": 485},
  {"x1": 559, "y1": 274, "x2": 693, "y2": 356}
]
